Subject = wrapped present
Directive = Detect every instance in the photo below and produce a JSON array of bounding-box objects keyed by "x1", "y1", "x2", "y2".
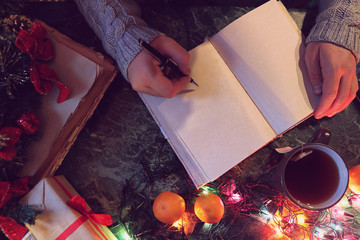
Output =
[{"x1": 19, "y1": 176, "x2": 117, "y2": 240}]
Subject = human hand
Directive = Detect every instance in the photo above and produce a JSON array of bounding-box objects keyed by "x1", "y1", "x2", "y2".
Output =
[
  {"x1": 305, "y1": 42, "x2": 358, "y2": 119},
  {"x1": 128, "y1": 35, "x2": 191, "y2": 98}
]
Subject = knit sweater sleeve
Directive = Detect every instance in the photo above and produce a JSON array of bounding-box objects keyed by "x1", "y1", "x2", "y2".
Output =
[
  {"x1": 306, "y1": 0, "x2": 360, "y2": 61},
  {"x1": 74, "y1": 0, "x2": 161, "y2": 80}
]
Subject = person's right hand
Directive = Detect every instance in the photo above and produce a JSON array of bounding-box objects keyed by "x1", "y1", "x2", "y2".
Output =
[
  {"x1": 305, "y1": 42, "x2": 358, "y2": 119},
  {"x1": 128, "y1": 35, "x2": 191, "y2": 98}
]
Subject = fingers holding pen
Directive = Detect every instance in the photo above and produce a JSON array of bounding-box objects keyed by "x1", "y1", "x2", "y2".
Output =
[
  {"x1": 151, "y1": 36, "x2": 192, "y2": 76},
  {"x1": 128, "y1": 35, "x2": 191, "y2": 98},
  {"x1": 147, "y1": 36, "x2": 191, "y2": 97}
]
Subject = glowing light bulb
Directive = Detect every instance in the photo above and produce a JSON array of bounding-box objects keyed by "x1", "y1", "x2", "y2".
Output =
[
  {"x1": 334, "y1": 224, "x2": 342, "y2": 231},
  {"x1": 120, "y1": 232, "x2": 132, "y2": 240},
  {"x1": 172, "y1": 218, "x2": 183, "y2": 230},
  {"x1": 333, "y1": 208, "x2": 345, "y2": 216},
  {"x1": 351, "y1": 196, "x2": 360, "y2": 208},
  {"x1": 229, "y1": 192, "x2": 243, "y2": 203},
  {"x1": 297, "y1": 214, "x2": 306, "y2": 225},
  {"x1": 267, "y1": 233, "x2": 291, "y2": 240},
  {"x1": 110, "y1": 223, "x2": 133, "y2": 240},
  {"x1": 275, "y1": 227, "x2": 283, "y2": 234},
  {"x1": 336, "y1": 196, "x2": 350, "y2": 208},
  {"x1": 201, "y1": 223, "x2": 212, "y2": 232},
  {"x1": 317, "y1": 229, "x2": 325, "y2": 238}
]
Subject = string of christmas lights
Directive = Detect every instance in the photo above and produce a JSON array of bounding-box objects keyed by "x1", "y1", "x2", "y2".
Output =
[{"x1": 109, "y1": 163, "x2": 360, "y2": 240}]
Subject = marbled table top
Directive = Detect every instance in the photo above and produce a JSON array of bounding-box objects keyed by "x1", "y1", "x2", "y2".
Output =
[{"x1": 24, "y1": 1, "x2": 360, "y2": 239}]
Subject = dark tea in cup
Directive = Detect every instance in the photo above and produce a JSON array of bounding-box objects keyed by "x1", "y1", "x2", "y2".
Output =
[
  {"x1": 278, "y1": 144, "x2": 348, "y2": 210},
  {"x1": 285, "y1": 148, "x2": 340, "y2": 205}
]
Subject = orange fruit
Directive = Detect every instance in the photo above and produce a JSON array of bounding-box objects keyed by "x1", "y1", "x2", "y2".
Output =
[
  {"x1": 349, "y1": 165, "x2": 360, "y2": 194},
  {"x1": 152, "y1": 191, "x2": 185, "y2": 224},
  {"x1": 194, "y1": 192, "x2": 224, "y2": 223}
]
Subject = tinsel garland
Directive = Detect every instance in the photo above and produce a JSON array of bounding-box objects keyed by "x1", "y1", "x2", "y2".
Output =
[
  {"x1": 0, "y1": 2, "x2": 46, "y2": 239},
  {"x1": 0, "y1": 14, "x2": 40, "y2": 182},
  {"x1": 0, "y1": 0, "x2": 72, "y2": 237},
  {"x1": 0, "y1": 1, "x2": 25, "y2": 20}
]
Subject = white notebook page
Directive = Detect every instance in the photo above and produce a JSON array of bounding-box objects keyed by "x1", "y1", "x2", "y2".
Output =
[{"x1": 211, "y1": 0, "x2": 319, "y2": 135}]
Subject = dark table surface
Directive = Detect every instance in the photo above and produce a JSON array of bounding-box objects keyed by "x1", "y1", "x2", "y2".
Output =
[{"x1": 22, "y1": 1, "x2": 360, "y2": 239}]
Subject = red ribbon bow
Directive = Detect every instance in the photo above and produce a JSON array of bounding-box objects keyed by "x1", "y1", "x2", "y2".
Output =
[
  {"x1": 0, "y1": 178, "x2": 30, "y2": 240},
  {"x1": 52, "y1": 177, "x2": 113, "y2": 240},
  {"x1": 68, "y1": 195, "x2": 113, "y2": 226},
  {"x1": 15, "y1": 21, "x2": 70, "y2": 103},
  {"x1": 0, "y1": 127, "x2": 22, "y2": 161}
]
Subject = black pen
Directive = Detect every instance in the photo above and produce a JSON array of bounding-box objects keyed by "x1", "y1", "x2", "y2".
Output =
[{"x1": 139, "y1": 39, "x2": 199, "y2": 87}]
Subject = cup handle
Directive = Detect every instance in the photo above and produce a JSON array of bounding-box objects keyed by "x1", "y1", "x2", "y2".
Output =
[{"x1": 307, "y1": 128, "x2": 331, "y2": 145}]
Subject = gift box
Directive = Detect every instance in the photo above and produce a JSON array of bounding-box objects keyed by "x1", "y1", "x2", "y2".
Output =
[
  {"x1": 19, "y1": 176, "x2": 117, "y2": 240},
  {"x1": 17, "y1": 21, "x2": 118, "y2": 184}
]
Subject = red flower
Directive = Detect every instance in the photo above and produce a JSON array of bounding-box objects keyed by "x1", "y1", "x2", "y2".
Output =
[
  {"x1": 0, "y1": 127, "x2": 22, "y2": 161},
  {"x1": 15, "y1": 21, "x2": 53, "y2": 61},
  {"x1": 0, "y1": 177, "x2": 29, "y2": 209},
  {"x1": 16, "y1": 111, "x2": 40, "y2": 135},
  {"x1": 0, "y1": 178, "x2": 30, "y2": 240},
  {"x1": 15, "y1": 21, "x2": 69, "y2": 103}
]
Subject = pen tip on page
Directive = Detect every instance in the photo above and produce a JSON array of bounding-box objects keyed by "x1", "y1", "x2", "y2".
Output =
[{"x1": 190, "y1": 79, "x2": 199, "y2": 87}]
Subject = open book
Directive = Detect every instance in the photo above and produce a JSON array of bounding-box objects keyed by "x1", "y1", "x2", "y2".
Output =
[{"x1": 139, "y1": 0, "x2": 320, "y2": 188}]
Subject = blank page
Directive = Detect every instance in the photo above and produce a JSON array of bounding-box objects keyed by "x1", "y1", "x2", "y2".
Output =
[{"x1": 211, "y1": 0, "x2": 320, "y2": 135}]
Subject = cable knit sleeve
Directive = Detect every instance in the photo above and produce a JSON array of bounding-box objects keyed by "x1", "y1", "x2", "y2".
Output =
[
  {"x1": 306, "y1": 0, "x2": 360, "y2": 61},
  {"x1": 74, "y1": 0, "x2": 160, "y2": 80}
]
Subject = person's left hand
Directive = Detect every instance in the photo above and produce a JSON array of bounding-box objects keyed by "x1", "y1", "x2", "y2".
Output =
[{"x1": 305, "y1": 42, "x2": 358, "y2": 119}]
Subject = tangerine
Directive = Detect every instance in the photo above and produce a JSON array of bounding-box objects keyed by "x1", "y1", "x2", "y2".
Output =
[
  {"x1": 349, "y1": 165, "x2": 360, "y2": 194},
  {"x1": 194, "y1": 192, "x2": 224, "y2": 223},
  {"x1": 152, "y1": 191, "x2": 185, "y2": 224}
]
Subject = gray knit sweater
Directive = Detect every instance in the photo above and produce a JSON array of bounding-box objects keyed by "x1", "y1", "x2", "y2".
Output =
[
  {"x1": 306, "y1": 0, "x2": 360, "y2": 61},
  {"x1": 74, "y1": 0, "x2": 360, "y2": 80}
]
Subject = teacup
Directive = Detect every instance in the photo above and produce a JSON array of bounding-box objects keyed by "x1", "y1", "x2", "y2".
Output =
[{"x1": 275, "y1": 128, "x2": 348, "y2": 210}]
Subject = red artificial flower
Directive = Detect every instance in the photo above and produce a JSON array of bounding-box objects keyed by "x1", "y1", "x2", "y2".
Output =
[
  {"x1": 29, "y1": 61, "x2": 70, "y2": 103},
  {"x1": 0, "y1": 178, "x2": 30, "y2": 240},
  {"x1": 0, "y1": 127, "x2": 22, "y2": 161},
  {"x1": 16, "y1": 111, "x2": 40, "y2": 135},
  {"x1": 15, "y1": 21, "x2": 70, "y2": 103},
  {"x1": 15, "y1": 21, "x2": 53, "y2": 61},
  {"x1": 0, "y1": 177, "x2": 29, "y2": 209}
]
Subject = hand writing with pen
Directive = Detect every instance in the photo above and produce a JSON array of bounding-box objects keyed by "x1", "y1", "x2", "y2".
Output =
[{"x1": 127, "y1": 35, "x2": 192, "y2": 98}]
